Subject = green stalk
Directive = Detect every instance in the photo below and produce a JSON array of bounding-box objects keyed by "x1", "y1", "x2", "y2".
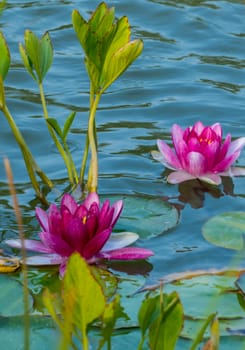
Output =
[
  {"x1": 82, "y1": 325, "x2": 89, "y2": 350},
  {"x1": 79, "y1": 84, "x2": 95, "y2": 186},
  {"x1": 137, "y1": 335, "x2": 146, "y2": 350},
  {"x1": 2, "y1": 105, "x2": 51, "y2": 204},
  {"x1": 87, "y1": 92, "x2": 101, "y2": 193},
  {"x1": 39, "y1": 82, "x2": 78, "y2": 184},
  {"x1": 4, "y1": 158, "x2": 30, "y2": 350}
]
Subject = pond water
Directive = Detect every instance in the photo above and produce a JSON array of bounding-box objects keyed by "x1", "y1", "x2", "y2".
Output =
[{"x1": 0, "y1": 0, "x2": 245, "y2": 349}]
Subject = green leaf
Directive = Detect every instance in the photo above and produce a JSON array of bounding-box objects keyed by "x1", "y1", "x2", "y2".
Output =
[
  {"x1": 19, "y1": 42, "x2": 37, "y2": 80},
  {"x1": 46, "y1": 118, "x2": 63, "y2": 139},
  {"x1": 138, "y1": 294, "x2": 161, "y2": 337},
  {"x1": 72, "y1": 2, "x2": 143, "y2": 93},
  {"x1": 99, "y1": 295, "x2": 128, "y2": 349},
  {"x1": 0, "y1": 32, "x2": 10, "y2": 80},
  {"x1": 189, "y1": 313, "x2": 217, "y2": 350},
  {"x1": 62, "y1": 111, "x2": 76, "y2": 140},
  {"x1": 202, "y1": 211, "x2": 245, "y2": 250},
  {"x1": 0, "y1": 75, "x2": 5, "y2": 108},
  {"x1": 63, "y1": 253, "x2": 106, "y2": 331},
  {"x1": 20, "y1": 30, "x2": 53, "y2": 82},
  {"x1": 100, "y1": 39, "x2": 143, "y2": 93},
  {"x1": 39, "y1": 32, "x2": 53, "y2": 79},
  {"x1": 148, "y1": 291, "x2": 184, "y2": 350}
]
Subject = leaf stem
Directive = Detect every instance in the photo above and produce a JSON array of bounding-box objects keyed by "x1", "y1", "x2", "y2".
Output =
[
  {"x1": 87, "y1": 92, "x2": 101, "y2": 192},
  {"x1": 38, "y1": 82, "x2": 77, "y2": 184},
  {"x1": 2, "y1": 104, "x2": 51, "y2": 204}
]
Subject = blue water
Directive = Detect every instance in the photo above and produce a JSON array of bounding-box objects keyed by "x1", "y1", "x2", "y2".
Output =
[{"x1": 0, "y1": 0, "x2": 245, "y2": 348}]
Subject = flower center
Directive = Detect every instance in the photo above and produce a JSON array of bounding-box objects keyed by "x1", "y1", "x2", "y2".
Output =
[
  {"x1": 82, "y1": 216, "x2": 87, "y2": 224},
  {"x1": 199, "y1": 137, "x2": 212, "y2": 145}
]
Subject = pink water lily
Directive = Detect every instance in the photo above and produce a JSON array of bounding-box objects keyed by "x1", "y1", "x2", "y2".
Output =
[
  {"x1": 5, "y1": 193, "x2": 153, "y2": 276},
  {"x1": 152, "y1": 121, "x2": 245, "y2": 185}
]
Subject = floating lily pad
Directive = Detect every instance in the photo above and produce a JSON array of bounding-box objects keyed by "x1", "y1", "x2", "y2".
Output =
[
  {"x1": 103, "y1": 194, "x2": 179, "y2": 239},
  {"x1": 202, "y1": 212, "x2": 245, "y2": 250},
  {"x1": 0, "y1": 275, "x2": 33, "y2": 317},
  {"x1": 0, "y1": 316, "x2": 59, "y2": 349},
  {"x1": 164, "y1": 274, "x2": 244, "y2": 320}
]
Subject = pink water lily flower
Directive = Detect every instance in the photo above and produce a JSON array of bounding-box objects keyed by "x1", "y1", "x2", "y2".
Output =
[
  {"x1": 152, "y1": 121, "x2": 245, "y2": 185},
  {"x1": 5, "y1": 193, "x2": 153, "y2": 276}
]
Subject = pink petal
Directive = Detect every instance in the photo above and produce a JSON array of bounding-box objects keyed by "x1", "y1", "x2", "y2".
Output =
[
  {"x1": 61, "y1": 193, "x2": 77, "y2": 215},
  {"x1": 102, "y1": 232, "x2": 139, "y2": 251},
  {"x1": 202, "y1": 140, "x2": 220, "y2": 170},
  {"x1": 186, "y1": 151, "x2": 206, "y2": 176},
  {"x1": 39, "y1": 231, "x2": 73, "y2": 257},
  {"x1": 59, "y1": 260, "x2": 68, "y2": 277},
  {"x1": 167, "y1": 170, "x2": 196, "y2": 184},
  {"x1": 25, "y1": 254, "x2": 64, "y2": 266},
  {"x1": 214, "y1": 151, "x2": 240, "y2": 172},
  {"x1": 155, "y1": 139, "x2": 181, "y2": 169},
  {"x1": 211, "y1": 123, "x2": 222, "y2": 138},
  {"x1": 219, "y1": 166, "x2": 245, "y2": 177},
  {"x1": 4, "y1": 239, "x2": 53, "y2": 253},
  {"x1": 83, "y1": 192, "x2": 100, "y2": 209},
  {"x1": 171, "y1": 126, "x2": 190, "y2": 168},
  {"x1": 47, "y1": 204, "x2": 62, "y2": 235},
  {"x1": 198, "y1": 174, "x2": 222, "y2": 185},
  {"x1": 98, "y1": 247, "x2": 154, "y2": 260},
  {"x1": 83, "y1": 228, "x2": 112, "y2": 259},
  {"x1": 227, "y1": 137, "x2": 245, "y2": 157},
  {"x1": 65, "y1": 217, "x2": 87, "y2": 251},
  {"x1": 217, "y1": 134, "x2": 231, "y2": 162},
  {"x1": 192, "y1": 121, "x2": 205, "y2": 136},
  {"x1": 98, "y1": 200, "x2": 113, "y2": 231},
  {"x1": 111, "y1": 200, "x2": 123, "y2": 227},
  {"x1": 35, "y1": 207, "x2": 49, "y2": 232}
]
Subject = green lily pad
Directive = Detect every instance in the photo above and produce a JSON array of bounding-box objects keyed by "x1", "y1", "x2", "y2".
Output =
[
  {"x1": 164, "y1": 274, "x2": 244, "y2": 320},
  {"x1": 0, "y1": 316, "x2": 59, "y2": 349},
  {"x1": 105, "y1": 194, "x2": 179, "y2": 239},
  {"x1": 202, "y1": 212, "x2": 245, "y2": 250},
  {"x1": 0, "y1": 275, "x2": 33, "y2": 317}
]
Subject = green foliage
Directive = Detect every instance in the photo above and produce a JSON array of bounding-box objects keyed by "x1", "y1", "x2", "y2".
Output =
[
  {"x1": 0, "y1": 1, "x2": 6, "y2": 16},
  {"x1": 43, "y1": 254, "x2": 107, "y2": 350},
  {"x1": 47, "y1": 111, "x2": 76, "y2": 142},
  {"x1": 98, "y1": 294, "x2": 128, "y2": 349},
  {"x1": 0, "y1": 32, "x2": 10, "y2": 108},
  {"x1": 189, "y1": 313, "x2": 217, "y2": 350},
  {"x1": 0, "y1": 32, "x2": 10, "y2": 81},
  {"x1": 19, "y1": 31, "x2": 53, "y2": 83},
  {"x1": 202, "y1": 211, "x2": 245, "y2": 250},
  {"x1": 72, "y1": 2, "x2": 143, "y2": 94},
  {"x1": 138, "y1": 290, "x2": 184, "y2": 350}
]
